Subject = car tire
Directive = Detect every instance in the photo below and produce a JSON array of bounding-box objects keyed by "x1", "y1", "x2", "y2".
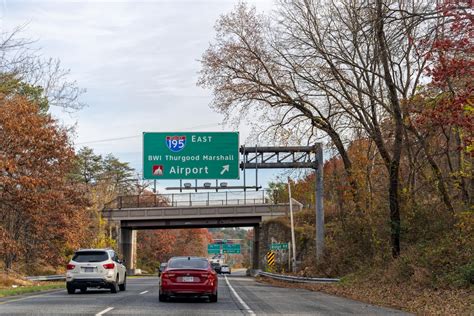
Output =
[
  {"x1": 80, "y1": 287, "x2": 87, "y2": 294},
  {"x1": 66, "y1": 284, "x2": 75, "y2": 294},
  {"x1": 119, "y1": 274, "x2": 126, "y2": 291},
  {"x1": 209, "y1": 292, "x2": 218, "y2": 303},
  {"x1": 110, "y1": 276, "x2": 119, "y2": 293},
  {"x1": 159, "y1": 293, "x2": 168, "y2": 302}
]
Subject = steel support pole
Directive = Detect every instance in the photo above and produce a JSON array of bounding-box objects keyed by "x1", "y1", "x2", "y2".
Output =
[{"x1": 315, "y1": 146, "x2": 324, "y2": 261}]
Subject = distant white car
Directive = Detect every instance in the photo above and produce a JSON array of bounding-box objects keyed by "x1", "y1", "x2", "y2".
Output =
[
  {"x1": 66, "y1": 249, "x2": 127, "y2": 294},
  {"x1": 220, "y1": 265, "x2": 231, "y2": 274}
]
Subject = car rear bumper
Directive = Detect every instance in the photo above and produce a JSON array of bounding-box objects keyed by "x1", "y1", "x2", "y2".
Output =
[
  {"x1": 67, "y1": 278, "x2": 112, "y2": 288},
  {"x1": 161, "y1": 284, "x2": 216, "y2": 296}
]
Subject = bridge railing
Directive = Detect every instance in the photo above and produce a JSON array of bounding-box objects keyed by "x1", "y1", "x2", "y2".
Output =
[{"x1": 104, "y1": 190, "x2": 271, "y2": 209}]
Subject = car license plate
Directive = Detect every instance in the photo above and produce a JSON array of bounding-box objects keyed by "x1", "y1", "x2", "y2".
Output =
[
  {"x1": 83, "y1": 267, "x2": 95, "y2": 273},
  {"x1": 182, "y1": 276, "x2": 194, "y2": 282}
]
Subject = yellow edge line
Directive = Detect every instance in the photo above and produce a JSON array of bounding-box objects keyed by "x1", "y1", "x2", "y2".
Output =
[{"x1": 0, "y1": 289, "x2": 63, "y2": 305}]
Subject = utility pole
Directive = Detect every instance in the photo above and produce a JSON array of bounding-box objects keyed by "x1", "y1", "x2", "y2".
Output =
[
  {"x1": 315, "y1": 146, "x2": 324, "y2": 261},
  {"x1": 288, "y1": 178, "x2": 297, "y2": 273}
]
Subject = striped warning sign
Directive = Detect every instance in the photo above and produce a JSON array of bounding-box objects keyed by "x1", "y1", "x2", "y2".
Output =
[{"x1": 266, "y1": 251, "x2": 275, "y2": 266}]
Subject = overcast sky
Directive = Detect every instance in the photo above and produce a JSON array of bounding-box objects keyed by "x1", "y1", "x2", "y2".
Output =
[{"x1": 1, "y1": 0, "x2": 298, "y2": 191}]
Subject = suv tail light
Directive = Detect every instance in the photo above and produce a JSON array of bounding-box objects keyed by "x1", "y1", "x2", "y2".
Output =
[
  {"x1": 66, "y1": 264, "x2": 75, "y2": 270},
  {"x1": 103, "y1": 263, "x2": 115, "y2": 269}
]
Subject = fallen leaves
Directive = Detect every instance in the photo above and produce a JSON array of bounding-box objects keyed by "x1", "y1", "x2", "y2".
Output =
[{"x1": 257, "y1": 276, "x2": 472, "y2": 315}]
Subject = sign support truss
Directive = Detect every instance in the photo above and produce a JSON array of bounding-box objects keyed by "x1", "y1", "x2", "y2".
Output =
[{"x1": 240, "y1": 144, "x2": 324, "y2": 262}]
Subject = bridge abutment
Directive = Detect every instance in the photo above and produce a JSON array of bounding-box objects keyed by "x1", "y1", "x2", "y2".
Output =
[
  {"x1": 120, "y1": 228, "x2": 137, "y2": 275},
  {"x1": 252, "y1": 224, "x2": 261, "y2": 270}
]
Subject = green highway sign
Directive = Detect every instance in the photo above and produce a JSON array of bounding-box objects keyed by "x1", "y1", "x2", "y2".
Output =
[
  {"x1": 207, "y1": 244, "x2": 221, "y2": 254},
  {"x1": 270, "y1": 243, "x2": 289, "y2": 251},
  {"x1": 223, "y1": 244, "x2": 240, "y2": 254},
  {"x1": 143, "y1": 132, "x2": 239, "y2": 180}
]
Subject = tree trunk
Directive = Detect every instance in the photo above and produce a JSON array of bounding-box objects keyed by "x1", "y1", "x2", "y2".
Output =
[
  {"x1": 326, "y1": 127, "x2": 363, "y2": 214},
  {"x1": 388, "y1": 162, "x2": 401, "y2": 257},
  {"x1": 376, "y1": 0, "x2": 403, "y2": 257}
]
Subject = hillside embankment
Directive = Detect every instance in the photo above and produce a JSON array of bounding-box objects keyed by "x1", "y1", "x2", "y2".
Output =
[{"x1": 258, "y1": 210, "x2": 473, "y2": 315}]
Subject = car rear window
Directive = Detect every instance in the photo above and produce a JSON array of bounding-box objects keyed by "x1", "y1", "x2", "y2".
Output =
[
  {"x1": 168, "y1": 258, "x2": 209, "y2": 270},
  {"x1": 72, "y1": 251, "x2": 109, "y2": 263}
]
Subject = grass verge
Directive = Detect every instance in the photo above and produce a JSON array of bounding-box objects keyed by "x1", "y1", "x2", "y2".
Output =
[
  {"x1": 257, "y1": 276, "x2": 472, "y2": 315},
  {"x1": 0, "y1": 282, "x2": 64, "y2": 298}
]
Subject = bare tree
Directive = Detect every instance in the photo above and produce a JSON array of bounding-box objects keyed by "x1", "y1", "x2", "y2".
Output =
[
  {"x1": 0, "y1": 27, "x2": 85, "y2": 111},
  {"x1": 199, "y1": 4, "x2": 364, "y2": 213},
  {"x1": 287, "y1": 0, "x2": 446, "y2": 257},
  {"x1": 200, "y1": 0, "x2": 464, "y2": 257}
]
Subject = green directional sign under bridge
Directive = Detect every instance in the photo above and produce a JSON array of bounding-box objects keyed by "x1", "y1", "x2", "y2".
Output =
[
  {"x1": 143, "y1": 132, "x2": 239, "y2": 179},
  {"x1": 223, "y1": 244, "x2": 240, "y2": 254},
  {"x1": 207, "y1": 244, "x2": 221, "y2": 254}
]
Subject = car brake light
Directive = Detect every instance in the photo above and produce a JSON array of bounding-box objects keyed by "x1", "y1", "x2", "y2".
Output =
[
  {"x1": 103, "y1": 263, "x2": 115, "y2": 269},
  {"x1": 162, "y1": 272, "x2": 175, "y2": 279},
  {"x1": 66, "y1": 264, "x2": 75, "y2": 270}
]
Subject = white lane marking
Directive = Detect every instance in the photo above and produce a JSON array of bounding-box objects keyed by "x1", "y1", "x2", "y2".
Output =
[
  {"x1": 0, "y1": 289, "x2": 64, "y2": 305},
  {"x1": 139, "y1": 290, "x2": 149, "y2": 295},
  {"x1": 224, "y1": 275, "x2": 255, "y2": 316},
  {"x1": 95, "y1": 307, "x2": 114, "y2": 316}
]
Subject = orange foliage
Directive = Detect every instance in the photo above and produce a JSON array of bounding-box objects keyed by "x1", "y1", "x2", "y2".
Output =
[
  {"x1": 137, "y1": 228, "x2": 213, "y2": 272},
  {"x1": 0, "y1": 96, "x2": 90, "y2": 272}
]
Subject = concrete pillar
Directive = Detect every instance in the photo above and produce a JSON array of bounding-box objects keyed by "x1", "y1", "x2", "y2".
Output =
[
  {"x1": 120, "y1": 228, "x2": 137, "y2": 274},
  {"x1": 252, "y1": 225, "x2": 260, "y2": 270}
]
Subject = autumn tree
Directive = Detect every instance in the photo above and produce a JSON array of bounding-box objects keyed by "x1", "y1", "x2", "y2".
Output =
[
  {"x1": 199, "y1": 0, "x2": 470, "y2": 257},
  {"x1": 172, "y1": 229, "x2": 213, "y2": 257},
  {"x1": 137, "y1": 230, "x2": 176, "y2": 272},
  {"x1": 0, "y1": 95, "x2": 90, "y2": 272},
  {"x1": 405, "y1": 1, "x2": 473, "y2": 208},
  {"x1": 70, "y1": 147, "x2": 141, "y2": 249},
  {"x1": 137, "y1": 229, "x2": 213, "y2": 272},
  {"x1": 198, "y1": 3, "x2": 364, "y2": 215}
]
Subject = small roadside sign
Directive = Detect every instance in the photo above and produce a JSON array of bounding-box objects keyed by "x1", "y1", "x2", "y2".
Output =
[
  {"x1": 270, "y1": 243, "x2": 289, "y2": 251},
  {"x1": 266, "y1": 251, "x2": 275, "y2": 266}
]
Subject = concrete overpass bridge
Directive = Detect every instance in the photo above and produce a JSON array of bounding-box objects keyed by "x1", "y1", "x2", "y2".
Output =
[{"x1": 102, "y1": 190, "x2": 302, "y2": 273}]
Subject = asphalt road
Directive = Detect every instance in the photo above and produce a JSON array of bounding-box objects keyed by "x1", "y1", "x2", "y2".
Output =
[{"x1": 0, "y1": 271, "x2": 410, "y2": 315}]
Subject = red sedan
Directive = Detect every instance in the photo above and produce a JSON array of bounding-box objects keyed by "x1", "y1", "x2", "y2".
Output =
[{"x1": 159, "y1": 256, "x2": 218, "y2": 302}]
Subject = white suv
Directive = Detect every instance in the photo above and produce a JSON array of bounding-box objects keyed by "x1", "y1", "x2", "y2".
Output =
[{"x1": 66, "y1": 249, "x2": 127, "y2": 294}]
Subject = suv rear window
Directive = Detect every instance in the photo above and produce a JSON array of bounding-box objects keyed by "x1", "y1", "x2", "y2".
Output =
[
  {"x1": 168, "y1": 258, "x2": 209, "y2": 270},
  {"x1": 72, "y1": 251, "x2": 109, "y2": 263}
]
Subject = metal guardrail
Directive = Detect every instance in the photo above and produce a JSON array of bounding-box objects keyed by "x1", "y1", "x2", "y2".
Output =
[
  {"x1": 258, "y1": 271, "x2": 340, "y2": 283},
  {"x1": 25, "y1": 275, "x2": 65, "y2": 281}
]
